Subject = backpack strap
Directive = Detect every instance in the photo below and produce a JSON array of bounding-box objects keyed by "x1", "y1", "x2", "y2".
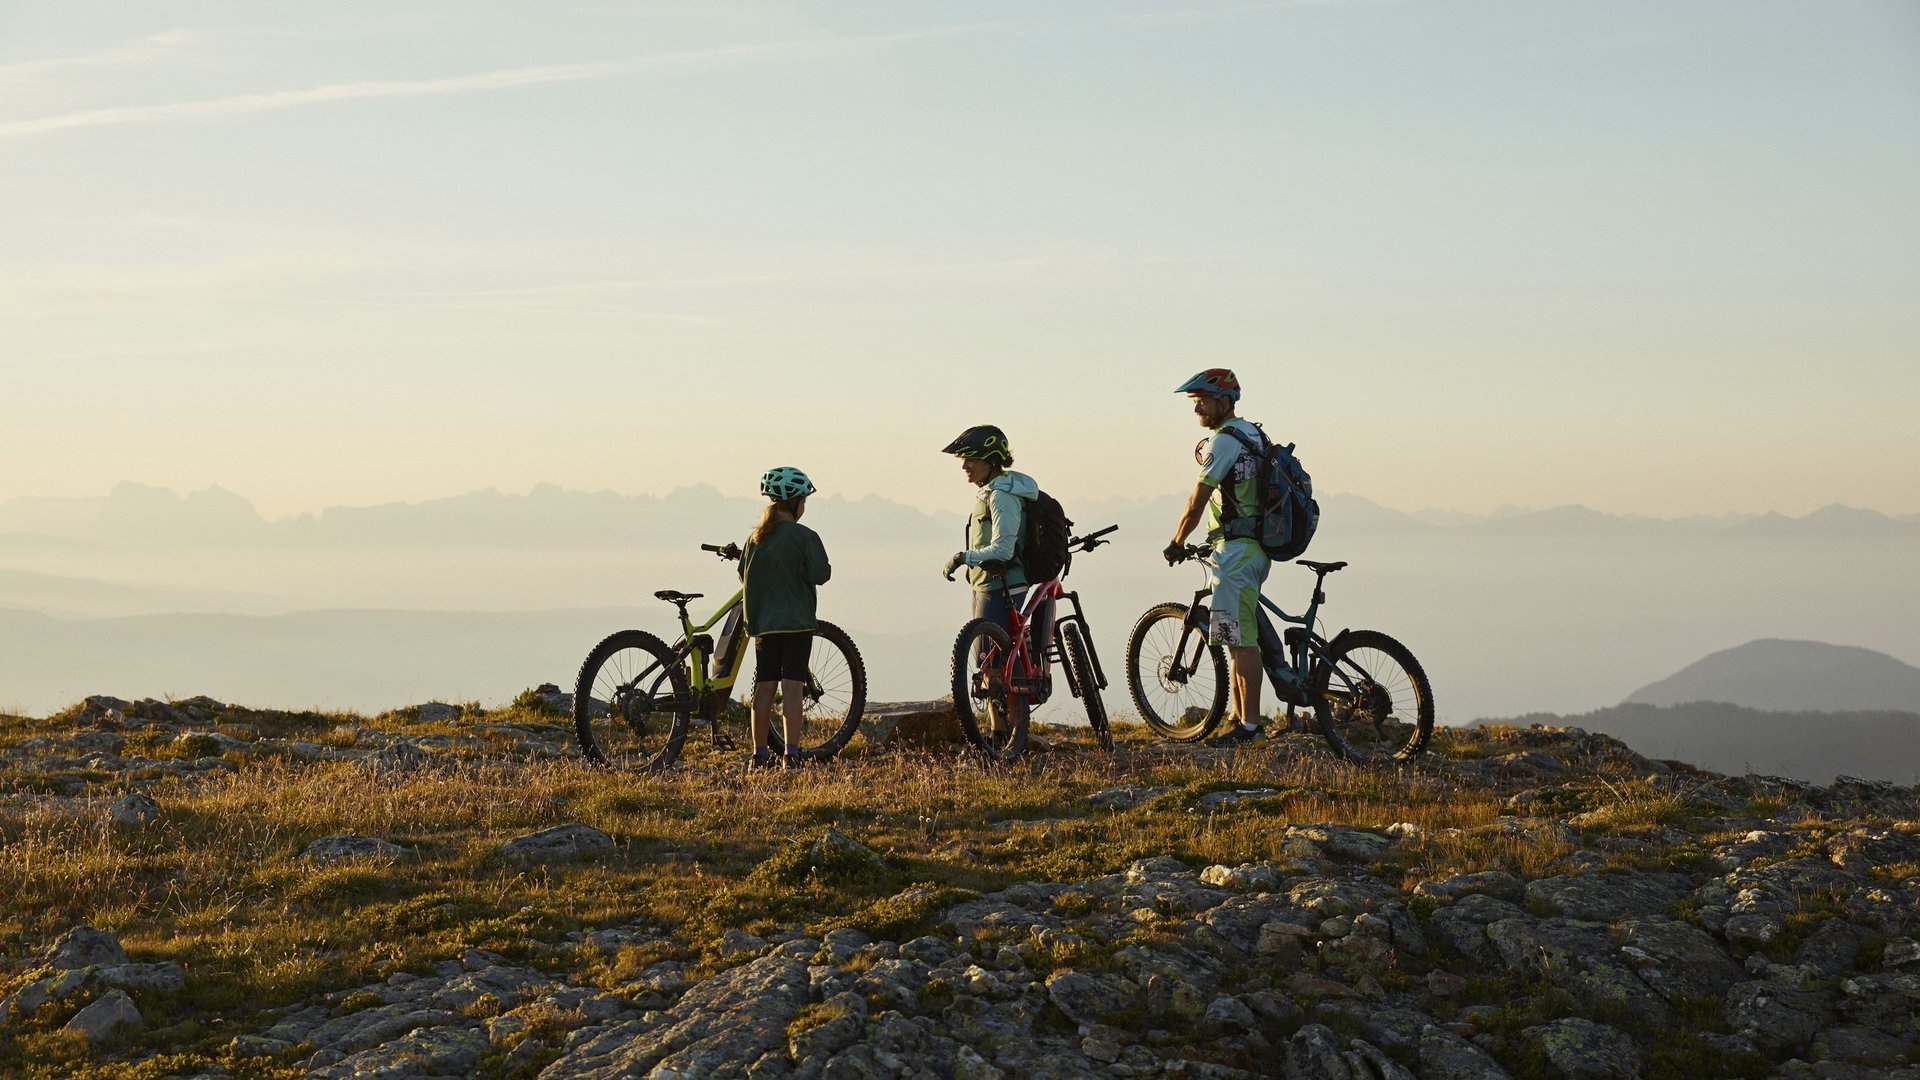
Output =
[{"x1": 1214, "y1": 424, "x2": 1269, "y2": 523}]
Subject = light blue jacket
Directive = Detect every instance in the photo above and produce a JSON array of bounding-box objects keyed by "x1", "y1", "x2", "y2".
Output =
[{"x1": 963, "y1": 470, "x2": 1038, "y2": 592}]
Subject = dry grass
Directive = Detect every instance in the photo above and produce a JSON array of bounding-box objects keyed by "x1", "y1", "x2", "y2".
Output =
[{"x1": 0, "y1": 704, "x2": 1682, "y2": 1077}]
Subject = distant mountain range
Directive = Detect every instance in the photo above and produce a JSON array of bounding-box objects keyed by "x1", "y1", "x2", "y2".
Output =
[
  {"x1": 1477, "y1": 640, "x2": 1920, "y2": 783},
  {"x1": 1, "y1": 482, "x2": 1914, "y2": 548},
  {"x1": 1626, "y1": 639, "x2": 1920, "y2": 714},
  {"x1": 1488, "y1": 701, "x2": 1920, "y2": 786}
]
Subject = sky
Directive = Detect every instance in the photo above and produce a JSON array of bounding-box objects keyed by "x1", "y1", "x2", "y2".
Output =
[{"x1": 3, "y1": 0, "x2": 1917, "y2": 521}]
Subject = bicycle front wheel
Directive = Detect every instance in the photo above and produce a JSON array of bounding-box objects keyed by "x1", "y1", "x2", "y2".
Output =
[
  {"x1": 1061, "y1": 623, "x2": 1112, "y2": 752},
  {"x1": 1310, "y1": 629, "x2": 1434, "y2": 764},
  {"x1": 1125, "y1": 603, "x2": 1227, "y2": 742},
  {"x1": 766, "y1": 621, "x2": 868, "y2": 761},
  {"x1": 573, "y1": 630, "x2": 692, "y2": 771},
  {"x1": 950, "y1": 618, "x2": 1030, "y2": 763}
]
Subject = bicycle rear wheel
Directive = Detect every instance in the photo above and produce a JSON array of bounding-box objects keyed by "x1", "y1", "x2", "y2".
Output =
[
  {"x1": 1060, "y1": 623, "x2": 1112, "y2": 751},
  {"x1": 950, "y1": 618, "x2": 1030, "y2": 763},
  {"x1": 1125, "y1": 603, "x2": 1227, "y2": 742},
  {"x1": 573, "y1": 630, "x2": 692, "y2": 771},
  {"x1": 1310, "y1": 629, "x2": 1434, "y2": 764},
  {"x1": 766, "y1": 621, "x2": 868, "y2": 761}
]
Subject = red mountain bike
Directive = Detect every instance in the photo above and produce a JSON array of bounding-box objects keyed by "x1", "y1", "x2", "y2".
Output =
[{"x1": 948, "y1": 525, "x2": 1118, "y2": 761}]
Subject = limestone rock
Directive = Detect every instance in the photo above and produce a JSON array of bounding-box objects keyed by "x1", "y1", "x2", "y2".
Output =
[
  {"x1": 62, "y1": 989, "x2": 143, "y2": 1046},
  {"x1": 858, "y1": 700, "x2": 963, "y2": 748},
  {"x1": 1418, "y1": 1024, "x2": 1516, "y2": 1079},
  {"x1": 1520, "y1": 1017, "x2": 1642, "y2": 1079},
  {"x1": 540, "y1": 951, "x2": 809, "y2": 1078},
  {"x1": 47, "y1": 925, "x2": 129, "y2": 969},
  {"x1": 108, "y1": 792, "x2": 162, "y2": 828},
  {"x1": 1523, "y1": 870, "x2": 1688, "y2": 921},
  {"x1": 302, "y1": 835, "x2": 410, "y2": 863},
  {"x1": 499, "y1": 823, "x2": 615, "y2": 867}
]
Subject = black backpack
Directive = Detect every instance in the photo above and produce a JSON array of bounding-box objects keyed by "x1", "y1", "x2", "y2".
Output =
[
  {"x1": 1016, "y1": 490, "x2": 1075, "y2": 584},
  {"x1": 1218, "y1": 424, "x2": 1319, "y2": 562}
]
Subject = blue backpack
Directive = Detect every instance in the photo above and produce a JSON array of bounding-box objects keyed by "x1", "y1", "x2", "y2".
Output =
[{"x1": 1217, "y1": 424, "x2": 1319, "y2": 561}]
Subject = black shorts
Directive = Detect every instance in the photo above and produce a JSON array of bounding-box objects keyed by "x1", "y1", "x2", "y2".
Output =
[{"x1": 754, "y1": 632, "x2": 813, "y2": 684}]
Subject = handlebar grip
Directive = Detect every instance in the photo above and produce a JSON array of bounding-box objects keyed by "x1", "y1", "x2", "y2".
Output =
[
  {"x1": 700, "y1": 544, "x2": 725, "y2": 553},
  {"x1": 1085, "y1": 524, "x2": 1119, "y2": 541}
]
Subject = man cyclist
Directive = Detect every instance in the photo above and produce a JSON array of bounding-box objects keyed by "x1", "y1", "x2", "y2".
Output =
[{"x1": 1164, "y1": 369, "x2": 1272, "y2": 746}]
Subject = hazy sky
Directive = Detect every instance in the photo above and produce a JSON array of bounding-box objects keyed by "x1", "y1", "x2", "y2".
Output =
[{"x1": 4, "y1": 0, "x2": 1917, "y2": 520}]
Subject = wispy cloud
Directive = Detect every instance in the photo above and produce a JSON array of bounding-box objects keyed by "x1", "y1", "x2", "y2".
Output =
[
  {"x1": 0, "y1": 27, "x2": 228, "y2": 85},
  {"x1": 0, "y1": 25, "x2": 1006, "y2": 143}
]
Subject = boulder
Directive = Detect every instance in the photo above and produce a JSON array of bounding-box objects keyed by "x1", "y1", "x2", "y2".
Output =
[
  {"x1": 302, "y1": 835, "x2": 409, "y2": 863},
  {"x1": 1044, "y1": 970, "x2": 1136, "y2": 1026},
  {"x1": 47, "y1": 926, "x2": 129, "y2": 970},
  {"x1": 1524, "y1": 870, "x2": 1688, "y2": 921},
  {"x1": 1520, "y1": 1017, "x2": 1642, "y2": 1079},
  {"x1": 1418, "y1": 1025, "x2": 1516, "y2": 1079},
  {"x1": 498, "y1": 824, "x2": 615, "y2": 867},
  {"x1": 62, "y1": 989, "x2": 143, "y2": 1046},
  {"x1": 858, "y1": 701, "x2": 964, "y2": 748},
  {"x1": 108, "y1": 793, "x2": 162, "y2": 828}
]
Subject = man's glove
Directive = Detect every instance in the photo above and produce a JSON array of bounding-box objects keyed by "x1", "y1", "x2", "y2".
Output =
[
  {"x1": 1163, "y1": 541, "x2": 1187, "y2": 565},
  {"x1": 942, "y1": 552, "x2": 968, "y2": 580}
]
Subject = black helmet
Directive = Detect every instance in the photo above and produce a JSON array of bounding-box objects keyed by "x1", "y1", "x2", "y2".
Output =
[{"x1": 941, "y1": 425, "x2": 1012, "y2": 466}]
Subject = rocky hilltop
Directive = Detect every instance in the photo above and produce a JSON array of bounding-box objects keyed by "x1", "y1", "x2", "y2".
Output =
[{"x1": 2, "y1": 696, "x2": 1919, "y2": 1079}]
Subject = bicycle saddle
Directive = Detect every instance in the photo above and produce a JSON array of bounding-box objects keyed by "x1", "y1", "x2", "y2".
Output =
[
  {"x1": 653, "y1": 590, "x2": 703, "y2": 603},
  {"x1": 1295, "y1": 560, "x2": 1347, "y2": 574}
]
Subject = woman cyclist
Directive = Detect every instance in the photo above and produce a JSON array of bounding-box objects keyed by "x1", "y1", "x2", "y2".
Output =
[
  {"x1": 740, "y1": 466, "x2": 832, "y2": 770},
  {"x1": 939, "y1": 425, "x2": 1046, "y2": 636}
]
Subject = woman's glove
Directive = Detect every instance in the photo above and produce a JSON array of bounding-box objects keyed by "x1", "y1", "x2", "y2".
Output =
[{"x1": 942, "y1": 552, "x2": 968, "y2": 580}]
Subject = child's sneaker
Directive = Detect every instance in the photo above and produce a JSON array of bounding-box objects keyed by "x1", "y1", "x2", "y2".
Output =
[
  {"x1": 746, "y1": 749, "x2": 779, "y2": 771},
  {"x1": 780, "y1": 752, "x2": 807, "y2": 771}
]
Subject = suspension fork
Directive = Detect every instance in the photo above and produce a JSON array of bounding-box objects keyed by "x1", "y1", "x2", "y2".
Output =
[
  {"x1": 1166, "y1": 585, "x2": 1214, "y2": 681},
  {"x1": 1052, "y1": 590, "x2": 1109, "y2": 690}
]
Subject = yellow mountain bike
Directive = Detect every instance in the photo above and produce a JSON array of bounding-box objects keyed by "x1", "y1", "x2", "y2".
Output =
[{"x1": 572, "y1": 542, "x2": 867, "y2": 771}]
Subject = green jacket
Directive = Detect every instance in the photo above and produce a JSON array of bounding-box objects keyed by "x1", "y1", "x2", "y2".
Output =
[
  {"x1": 739, "y1": 521, "x2": 831, "y2": 635},
  {"x1": 963, "y1": 470, "x2": 1038, "y2": 592}
]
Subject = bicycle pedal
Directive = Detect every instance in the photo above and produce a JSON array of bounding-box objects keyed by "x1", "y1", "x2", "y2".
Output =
[{"x1": 710, "y1": 731, "x2": 740, "y2": 750}]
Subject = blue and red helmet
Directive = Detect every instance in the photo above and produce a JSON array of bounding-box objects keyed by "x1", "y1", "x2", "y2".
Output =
[{"x1": 1176, "y1": 368, "x2": 1240, "y2": 402}]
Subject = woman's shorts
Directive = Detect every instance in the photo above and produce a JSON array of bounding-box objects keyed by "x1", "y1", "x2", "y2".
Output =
[{"x1": 754, "y1": 632, "x2": 813, "y2": 684}]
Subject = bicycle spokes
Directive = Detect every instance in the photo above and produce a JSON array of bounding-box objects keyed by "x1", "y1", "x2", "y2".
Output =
[{"x1": 1314, "y1": 632, "x2": 1434, "y2": 762}]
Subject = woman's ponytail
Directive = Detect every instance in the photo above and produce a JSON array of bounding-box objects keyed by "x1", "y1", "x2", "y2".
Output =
[{"x1": 751, "y1": 496, "x2": 804, "y2": 546}]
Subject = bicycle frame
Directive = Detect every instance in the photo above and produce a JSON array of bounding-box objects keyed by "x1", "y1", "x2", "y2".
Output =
[
  {"x1": 675, "y1": 591, "x2": 751, "y2": 699},
  {"x1": 1171, "y1": 561, "x2": 1345, "y2": 697}
]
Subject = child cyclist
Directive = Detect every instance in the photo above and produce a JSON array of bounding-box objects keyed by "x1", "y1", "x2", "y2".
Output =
[{"x1": 740, "y1": 466, "x2": 832, "y2": 770}]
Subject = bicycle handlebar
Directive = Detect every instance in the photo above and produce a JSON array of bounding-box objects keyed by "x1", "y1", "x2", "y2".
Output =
[
  {"x1": 701, "y1": 542, "x2": 742, "y2": 561},
  {"x1": 1167, "y1": 543, "x2": 1212, "y2": 565},
  {"x1": 1070, "y1": 523, "x2": 1119, "y2": 552}
]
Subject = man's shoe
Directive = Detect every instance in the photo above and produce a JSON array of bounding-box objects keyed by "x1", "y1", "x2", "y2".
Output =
[
  {"x1": 746, "y1": 750, "x2": 779, "y2": 771},
  {"x1": 781, "y1": 753, "x2": 806, "y2": 770},
  {"x1": 1205, "y1": 723, "x2": 1265, "y2": 748}
]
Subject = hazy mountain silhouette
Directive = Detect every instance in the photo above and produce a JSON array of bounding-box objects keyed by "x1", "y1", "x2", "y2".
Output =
[
  {"x1": 3, "y1": 484, "x2": 1917, "y2": 720},
  {"x1": 1488, "y1": 701, "x2": 1920, "y2": 786},
  {"x1": 4, "y1": 486, "x2": 1915, "y2": 549},
  {"x1": 1626, "y1": 639, "x2": 1920, "y2": 713}
]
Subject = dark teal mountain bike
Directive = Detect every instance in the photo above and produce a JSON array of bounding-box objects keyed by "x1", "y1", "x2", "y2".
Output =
[{"x1": 1125, "y1": 547, "x2": 1434, "y2": 763}]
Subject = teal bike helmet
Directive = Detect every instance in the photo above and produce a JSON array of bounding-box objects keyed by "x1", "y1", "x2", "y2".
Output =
[
  {"x1": 760, "y1": 466, "x2": 816, "y2": 501},
  {"x1": 1175, "y1": 368, "x2": 1241, "y2": 402}
]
